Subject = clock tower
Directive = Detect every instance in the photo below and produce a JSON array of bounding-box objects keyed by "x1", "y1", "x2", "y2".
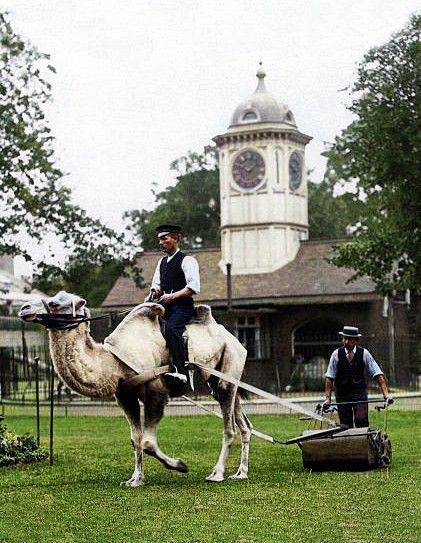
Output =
[{"x1": 213, "y1": 65, "x2": 312, "y2": 275}]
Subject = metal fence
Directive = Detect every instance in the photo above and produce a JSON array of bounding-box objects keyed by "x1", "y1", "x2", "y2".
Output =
[
  {"x1": 286, "y1": 334, "x2": 419, "y2": 393},
  {"x1": 0, "y1": 318, "x2": 419, "y2": 404}
]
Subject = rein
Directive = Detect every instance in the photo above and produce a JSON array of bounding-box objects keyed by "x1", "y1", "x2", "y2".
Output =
[{"x1": 34, "y1": 309, "x2": 132, "y2": 331}]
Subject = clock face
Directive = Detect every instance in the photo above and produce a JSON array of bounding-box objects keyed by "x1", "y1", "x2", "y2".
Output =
[
  {"x1": 232, "y1": 150, "x2": 265, "y2": 189},
  {"x1": 289, "y1": 152, "x2": 302, "y2": 191}
]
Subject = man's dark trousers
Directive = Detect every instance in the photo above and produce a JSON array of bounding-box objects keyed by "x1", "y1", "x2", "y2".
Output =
[
  {"x1": 164, "y1": 303, "x2": 194, "y2": 375},
  {"x1": 336, "y1": 392, "x2": 369, "y2": 428}
]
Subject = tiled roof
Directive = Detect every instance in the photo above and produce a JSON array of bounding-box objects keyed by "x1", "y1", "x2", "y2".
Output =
[{"x1": 102, "y1": 240, "x2": 376, "y2": 308}]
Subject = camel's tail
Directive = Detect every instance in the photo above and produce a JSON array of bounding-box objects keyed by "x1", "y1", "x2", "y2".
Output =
[
  {"x1": 206, "y1": 349, "x2": 224, "y2": 400},
  {"x1": 206, "y1": 346, "x2": 250, "y2": 404}
]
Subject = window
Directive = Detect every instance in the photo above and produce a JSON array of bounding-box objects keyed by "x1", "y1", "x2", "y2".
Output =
[
  {"x1": 242, "y1": 110, "x2": 257, "y2": 121},
  {"x1": 235, "y1": 315, "x2": 264, "y2": 359},
  {"x1": 285, "y1": 110, "x2": 294, "y2": 123}
]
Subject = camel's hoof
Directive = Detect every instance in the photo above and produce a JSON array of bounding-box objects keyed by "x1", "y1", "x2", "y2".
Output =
[
  {"x1": 120, "y1": 477, "x2": 145, "y2": 487},
  {"x1": 176, "y1": 460, "x2": 188, "y2": 473},
  {"x1": 166, "y1": 459, "x2": 188, "y2": 473},
  {"x1": 228, "y1": 472, "x2": 248, "y2": 480},
  {"x1": 205, "y1": 472, "x2": 224, "y2": 483}
]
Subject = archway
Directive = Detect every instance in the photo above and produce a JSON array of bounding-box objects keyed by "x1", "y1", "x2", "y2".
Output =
[{"x1": 287, "y1": 317, "x2": 343, "y2": 392}]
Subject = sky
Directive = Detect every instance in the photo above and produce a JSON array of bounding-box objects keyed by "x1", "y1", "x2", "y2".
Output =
[{"x1": 4, "y1": 0, "x2": 419, "y2": 275}]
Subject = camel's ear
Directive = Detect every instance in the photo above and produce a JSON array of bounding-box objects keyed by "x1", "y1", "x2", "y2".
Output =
[
  {"x1": 137, "y1": 303, "x2": 165, "y2": 319},
  {"x1": 75, "y1": 298, "x2": 87, "y2": 310}
]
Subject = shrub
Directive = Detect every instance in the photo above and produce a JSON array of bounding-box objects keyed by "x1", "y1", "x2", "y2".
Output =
[{"x1": 0, "y1": 422, "x2": 48, "y2": 466}]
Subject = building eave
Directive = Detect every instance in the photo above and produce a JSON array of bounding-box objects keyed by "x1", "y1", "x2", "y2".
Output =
[{"x1": 213, "y1": 127, "x2": 312, "y2": 147}]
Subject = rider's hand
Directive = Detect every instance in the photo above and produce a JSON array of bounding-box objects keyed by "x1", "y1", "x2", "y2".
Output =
[
  {"x1": 159, "y1": 292, "x2": 174, "y2": 304},
  {"x1": 144, "y1": 288, "x2": 160, "y2": 302},
  {"x1": 322, "y1": 397, "x2": 331, "y2": 411},
  {"x1": 385, "y1": 394, "x2": 394, "y2": 406}
]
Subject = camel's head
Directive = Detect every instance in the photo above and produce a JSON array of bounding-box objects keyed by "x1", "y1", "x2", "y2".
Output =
[
  {"x1": 42, "y1": 291, "x2": 87, "y2": 317},
  {"x1": 19, "y1": 291, "x2": 87, "y2": 324}
]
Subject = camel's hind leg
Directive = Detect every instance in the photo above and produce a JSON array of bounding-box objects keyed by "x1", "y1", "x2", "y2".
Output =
[
  {"x1": 115, "y1": 390, "x2": 145, "y2": 487},
  {"x1": 206, "y1": 381, "x2": 236, "y2": 482},
  {"x1": 228, "y1": 393, "x2": 251, "y2": 480}
]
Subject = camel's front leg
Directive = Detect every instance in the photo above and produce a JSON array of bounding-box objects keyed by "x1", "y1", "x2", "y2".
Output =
[
  {"x1": 115, "y1": 391, "x2": 145, "y2": 487},
  {"x1": 206, "y1": 382, "x2": 236, "y2": 482},
  {"x1": 142, "y1": 425, "x2": 188, "y2": 473},
  {"x1": 142, "y1": 384, "x2": 188, "y2": 473}
]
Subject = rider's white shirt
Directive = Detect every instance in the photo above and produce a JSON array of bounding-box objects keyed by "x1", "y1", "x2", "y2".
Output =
[{"x1": 151, "y1": 249, "x2": 200, "y2": 294}]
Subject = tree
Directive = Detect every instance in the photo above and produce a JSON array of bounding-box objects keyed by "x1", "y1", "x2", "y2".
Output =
[
  {"x1": 32, "y1": 258, "x2": 130, "y2": 307},
  {"x1": 0, "y1": 12, "x2": 130, "y2": 275},
  {"x1": 124, "y1": 146, "x2": 220, "y2": 250},
  {"x1": 308, "y1": 175, "x2": 362, "y2": 240},
  {"x1": 325, "y1": 14, "x2": 420, "y2": 295}
]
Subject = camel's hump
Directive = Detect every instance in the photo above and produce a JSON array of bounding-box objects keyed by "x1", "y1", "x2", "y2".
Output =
[
  {"x1": 190, "y1": 304, "x2": 213, "y2": 325},
  {"x1": 104, "y1": 303, "x2": 167, "y2": 374},
  {"x1": 103, "y1": 303, "x2": 216, "y2": 374}
]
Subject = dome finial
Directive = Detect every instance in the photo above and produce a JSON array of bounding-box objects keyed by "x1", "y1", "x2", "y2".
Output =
[
  {"x1": 255, "y1": 61, "x2": 266, "y2": 92},
  {"x1": 256, "y1": 60, "x2": 266, "y2": 79}
]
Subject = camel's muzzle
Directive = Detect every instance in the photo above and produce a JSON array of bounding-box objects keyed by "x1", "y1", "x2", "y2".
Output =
[{"x1": 18, "y1": 305, "x2": 38, "y2": 321}]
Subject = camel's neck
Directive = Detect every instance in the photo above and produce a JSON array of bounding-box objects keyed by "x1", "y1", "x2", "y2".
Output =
[{"x1": 48, "y1": 323, "x2": 128, "y2": 399}]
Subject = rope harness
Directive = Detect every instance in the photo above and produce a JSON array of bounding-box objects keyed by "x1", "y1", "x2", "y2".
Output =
[{"x1": 34, "y1": 309, "x2": 132, "y2": 331}]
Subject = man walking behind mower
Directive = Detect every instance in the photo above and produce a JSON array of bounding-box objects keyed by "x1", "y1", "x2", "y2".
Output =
[{"x1": 324, "y1": 326, "x2": 393, "y2": 428}]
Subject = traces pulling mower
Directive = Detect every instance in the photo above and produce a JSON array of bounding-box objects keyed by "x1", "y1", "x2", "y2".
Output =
[{"x1": 188, "y1": 362, "x2": 393, "y2": 472}]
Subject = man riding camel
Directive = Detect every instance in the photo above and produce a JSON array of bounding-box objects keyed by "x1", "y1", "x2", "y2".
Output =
[{"x1": 148, "y1": 224, "x2": 200, "y2": 395}]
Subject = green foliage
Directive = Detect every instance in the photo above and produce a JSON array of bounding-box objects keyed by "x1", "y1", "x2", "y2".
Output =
[
  {"x1": 308, "y1": 176, "x2": 362, "y2": 240},
  {"x1": 0, "y1": 411, "x2": 419, "y2": 542},
  {"x1": 32, "y1": 258, "x2": 135, "y2": 306},
  {"x1": 124, "y1": 146, "x2": 220, "y2": 250},
  {"x1": 0, "y1": 421, "x2": 47, "y2": 466},
  {"x1": 325, "y1": 14, "x2": 421, "y2": 294},
  {"x1": 0, "y1": 12, "x2": 131, "y2": 274}
]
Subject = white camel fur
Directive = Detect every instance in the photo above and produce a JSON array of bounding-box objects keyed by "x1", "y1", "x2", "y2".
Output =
[{"x1": 19, "y1": 291, "x2": 251, "y2": 486}]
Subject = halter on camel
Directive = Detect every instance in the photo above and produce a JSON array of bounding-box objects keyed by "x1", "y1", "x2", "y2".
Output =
[
  {"x1": 33, "y1": 301, "x2": 171, "y2": 387},
  {"x1": 35, "y1": 299, "x2": 131, "y2": 331}
]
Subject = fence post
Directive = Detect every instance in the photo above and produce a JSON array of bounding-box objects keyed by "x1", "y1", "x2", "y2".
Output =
[
  {"x1": 49, "y1": 361, "x2": 55, "y2": 466},
  {"x1": 34, "y1": 356, "x2": 40, "y2": 447},
  {"x1": 388, "y1": 300, "x2": 396, "y2": 386}
]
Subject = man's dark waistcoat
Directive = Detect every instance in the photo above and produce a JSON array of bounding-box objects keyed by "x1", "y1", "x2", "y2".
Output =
[
  {"x1": 335, "y1": 345, "x2": 367, "y2": 396},
  {"x1": 159, "y1": 251, "x2": 193, "y2": 308}
]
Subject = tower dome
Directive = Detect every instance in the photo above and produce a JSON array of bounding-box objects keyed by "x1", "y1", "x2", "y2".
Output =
[{"x1": 229, "y1": 64, "x2": 296, "y2": 129}]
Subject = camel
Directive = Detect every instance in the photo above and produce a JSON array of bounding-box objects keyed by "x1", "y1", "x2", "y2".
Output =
[{"x1": 19, "y1": 291, "x2": 251, "y2": 486}]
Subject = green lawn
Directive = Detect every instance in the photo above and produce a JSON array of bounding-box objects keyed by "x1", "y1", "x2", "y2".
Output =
[{"x1": 1, "y1": 409, "x2": 420, "y2": 543}]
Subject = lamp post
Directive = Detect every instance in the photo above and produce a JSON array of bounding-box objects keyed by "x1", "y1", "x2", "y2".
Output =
[{"x1": 226, "y1": 262, "x2": 232, "y2": 310}]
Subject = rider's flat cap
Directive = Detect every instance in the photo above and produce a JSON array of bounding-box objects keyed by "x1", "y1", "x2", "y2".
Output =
[{"x1": 156, "y1": 224, "x2": 182, "y2": 237}]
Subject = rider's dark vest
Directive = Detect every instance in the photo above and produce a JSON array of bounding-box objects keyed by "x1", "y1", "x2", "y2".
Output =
[
  {"x1": 335, "y1": 346, "x2": 367, "y2": 396},
  {"x1": 159, "y1": 251, "x2": 193, "y2": 308}
]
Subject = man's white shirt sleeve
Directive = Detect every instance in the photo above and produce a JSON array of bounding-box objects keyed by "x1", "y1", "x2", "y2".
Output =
[
  {"x1": 151, "y1": 258, "x2": 163, "y2": 291},
  {"x1": 363, "y1": 349, "x2": 383, "y2": 377},
  {"x1": 325, "y1": 349, "x2": 339, "y2": 379},
  {"x1": 182, "y1": 256, "x2": 200, "y2": 294}
]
